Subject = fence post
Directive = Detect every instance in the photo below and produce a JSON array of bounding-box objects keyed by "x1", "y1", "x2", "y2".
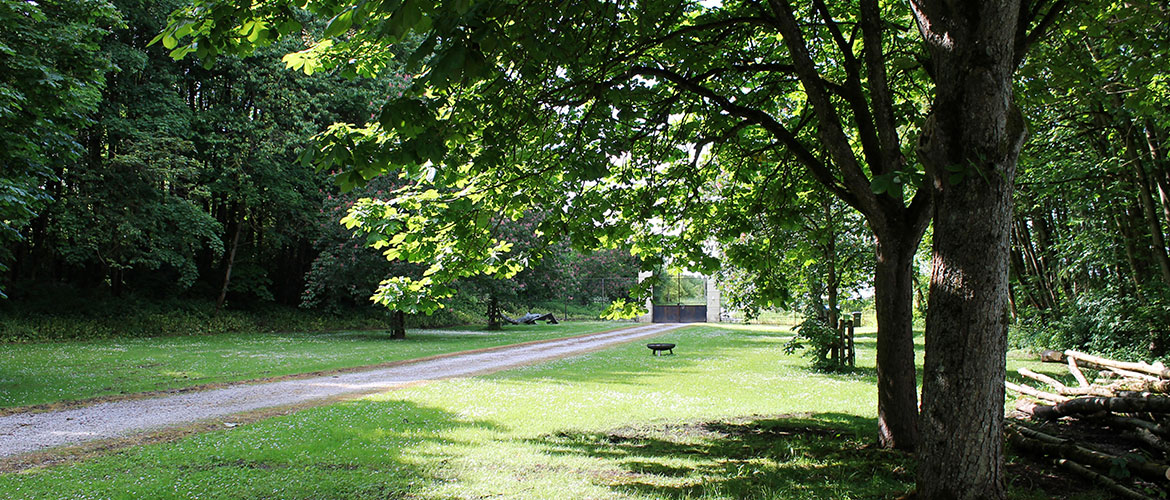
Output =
[
  {"x1": 831, "y1": 319, "x2": 841, "y2": 363},
  {"x1": 846, "y1": 319, "x2": 855, "y2": 367}
]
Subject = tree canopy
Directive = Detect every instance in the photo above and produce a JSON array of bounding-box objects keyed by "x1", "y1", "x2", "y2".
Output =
[{"x1": 155, "y1": 1, "x2": 1070, "y2": 497}]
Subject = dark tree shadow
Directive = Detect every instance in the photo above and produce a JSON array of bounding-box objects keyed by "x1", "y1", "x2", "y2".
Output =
[
  {"x1": 20, "y1": 400, "x2": 509, "y2": 499},
  {"x1": 530, "y1": 412, "x2": 915, "y2": 499}
]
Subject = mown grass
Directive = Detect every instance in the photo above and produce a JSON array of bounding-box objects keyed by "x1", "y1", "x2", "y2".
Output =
[
  {"x1": 0, "y1": 321, "x2": 622, "y2": 409},
  {"x1": 0, "y1": 324, "x2": 1104, "y2": 499}
]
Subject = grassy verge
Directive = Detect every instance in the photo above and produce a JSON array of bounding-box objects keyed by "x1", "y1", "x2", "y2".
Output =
[
  {"x1": 0, "y1": 321, "x2": 624, "y2": 409},
  {"x1": 0, "y1": 324, "x2": 1104, "y2": 499}
]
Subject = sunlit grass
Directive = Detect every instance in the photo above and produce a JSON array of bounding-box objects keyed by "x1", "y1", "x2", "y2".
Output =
[{"x1": 0, "y1": 321, "x2": 622, "y2": 408}]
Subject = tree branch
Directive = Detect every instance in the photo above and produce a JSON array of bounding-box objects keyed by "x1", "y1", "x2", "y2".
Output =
[{"x1": 627, "y1": 65, "x2": 860, "y2": 209}]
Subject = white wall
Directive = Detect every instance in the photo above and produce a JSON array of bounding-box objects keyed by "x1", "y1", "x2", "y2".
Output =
[{"x1": 705, "y1": 278, "x2": 721, "y2": 323}]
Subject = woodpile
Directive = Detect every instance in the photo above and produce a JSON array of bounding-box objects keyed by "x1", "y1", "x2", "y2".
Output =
[{"x1": 1007, "y1": 349, "x2": 1170, "y2": 499}]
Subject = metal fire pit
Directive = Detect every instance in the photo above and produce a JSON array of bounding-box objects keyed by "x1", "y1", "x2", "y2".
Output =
[{"x1": 647, "y1": 343, "x2": 676, "y2": 356}]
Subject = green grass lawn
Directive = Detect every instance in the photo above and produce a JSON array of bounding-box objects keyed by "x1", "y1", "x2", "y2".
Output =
[
  {"x1": 0, "y1": 323, "x2": 1103, "y2": 499},
  {"x1": 0, "y1": 321, "x2": 622, "y2": 409},
  {"x1": 1, "y1": 324, "x2": 903, "y2": 499}
]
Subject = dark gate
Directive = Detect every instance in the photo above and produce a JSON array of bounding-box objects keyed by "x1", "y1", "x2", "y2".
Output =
[{"x1": 651, "y1": 273, "x2": 707, "y2": 323}]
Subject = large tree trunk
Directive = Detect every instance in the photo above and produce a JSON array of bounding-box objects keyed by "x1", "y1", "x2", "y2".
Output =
[
  {"x1": 873, "y1": 229, "x2": 921, "y2": 451},
  {"x1": 390, "y1": 310, "x2": 406, "y2": 339},
  {"x1": 913, "y1": 1, "x2": 1027, "y2": 498},
  {"x1": 768, "y1": 0, "x2": 932, "y2": 451}
]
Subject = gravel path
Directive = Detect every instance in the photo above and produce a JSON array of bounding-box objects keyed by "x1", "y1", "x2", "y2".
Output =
[{"x1": 0, "y1": 323, "x2": 683, "y2": 459}]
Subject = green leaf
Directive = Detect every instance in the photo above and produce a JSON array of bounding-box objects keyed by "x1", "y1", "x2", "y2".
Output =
[{"x1": 324, "y1": 9, "x2": 355, "y2": 38}]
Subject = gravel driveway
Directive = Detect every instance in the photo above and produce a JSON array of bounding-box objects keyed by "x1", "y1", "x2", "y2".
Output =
[{"x1": 0, "y1": 323, "x2": 683, "y2": 460}]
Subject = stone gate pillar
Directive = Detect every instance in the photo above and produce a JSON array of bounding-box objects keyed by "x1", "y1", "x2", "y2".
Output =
[
  {"x1": 705, "y1": 278, "x2": 720, "y2": 323},
  {"x1": 637, "y1": 271, "x2": 653, "y2": 323}
]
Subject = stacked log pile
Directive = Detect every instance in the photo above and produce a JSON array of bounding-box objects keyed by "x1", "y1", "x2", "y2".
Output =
[{"x1": 1007, "y1": 350, "x2": 1170, "y2": 499}]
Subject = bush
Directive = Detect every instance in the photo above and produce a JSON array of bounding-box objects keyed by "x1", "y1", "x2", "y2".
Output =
[
  {"x1": 783, "y1": 318, "x2": 849, "y2": 372},
  {"x1": 1009, "y1": 286, "x2": 1170, "y2": 362}
]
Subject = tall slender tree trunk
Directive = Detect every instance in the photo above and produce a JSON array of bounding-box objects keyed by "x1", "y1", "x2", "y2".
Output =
[
  {"x1": 1114, "y1": 208, "x2": 1146, "y2": 292},
  {"x1": 913, "y1": 1, "x2": 1027, "y2": 497},
  {"x1": 486, "y1": 294, "x2": 501, "y2": 331},
  {"x1": 873, "y1": 230, "x2": 921, "y2": 451},
  {"x1": 1128, "y1": 129, "x2": 1170, "y2": 286},
  {"x1": 216, "y1": 213, "x2": 244, "y2": 312}
]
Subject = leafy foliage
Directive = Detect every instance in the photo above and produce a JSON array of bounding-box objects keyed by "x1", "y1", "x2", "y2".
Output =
[
  {"x1": 783, "y1": 318, "x2": 844, "y2": 372},
  {"x1": 1010, "y1": 2, "x2": 1170, "y2": 360},
  {"x1": 156, "y1": 0, "x2": 936, "y2": 318},
  {"x1": 0, "y1": 0, "x2": 120, "y2": 291}
]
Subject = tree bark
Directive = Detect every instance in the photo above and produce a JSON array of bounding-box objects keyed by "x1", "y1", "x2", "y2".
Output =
[
  {"x1": 913, "y1": 1, "x2": 1027, "y2": 497},
  {"x1": 873, "y1": 230, "x2": 921, "y2": 451},
  {"x1": 1129, "y1": 129, "x2": 1170, "y2": 286},
  {"x1": 486, "y1": 294, "x2": 501, "y2": 331},
  {"x1": 390, "y1": 310, "x2": 406, "y2": 339}
]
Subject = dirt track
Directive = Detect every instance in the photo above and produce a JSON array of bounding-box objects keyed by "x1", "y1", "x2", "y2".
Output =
[{"x1": 0, "y1": 323, "x2": 683, "y2": 461}]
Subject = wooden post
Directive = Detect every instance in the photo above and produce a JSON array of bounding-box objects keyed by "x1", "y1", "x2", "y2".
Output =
[
  {"x1": 847, "y1": 319, "x2": 856, "y2": 366},
  {"x1": 836, "y1": 319, "x2": 848, "y2": 365},
  {"x1": 830, "y1": 319, "x2": 839, "y2": 363}
]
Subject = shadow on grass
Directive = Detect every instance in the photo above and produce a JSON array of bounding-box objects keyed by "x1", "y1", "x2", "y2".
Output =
[
  {"x1": 0, "y1": 400, "x2": 506, "y2": 499},
  {"x1": 532, "y1": 412, "x2": 914, "y2": 499}
]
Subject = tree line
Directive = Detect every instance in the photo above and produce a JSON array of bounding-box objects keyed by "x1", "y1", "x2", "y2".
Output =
[{"x1": 0, "y1": 0, "x2": 639, "y2": 327}]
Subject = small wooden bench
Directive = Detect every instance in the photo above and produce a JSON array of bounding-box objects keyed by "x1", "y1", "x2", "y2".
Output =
[{"x1": 647, "y1": 343, "x2": 676, "y2": 356}]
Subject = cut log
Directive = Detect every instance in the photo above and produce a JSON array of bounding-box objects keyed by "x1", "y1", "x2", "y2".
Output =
[
  {"x1": 1068, "y1": 357, "x2": 1090, "y2": 387},
  {"x1": 1066, "y1": 349, "x2": 1170, "y2": 379},
  {"x1": 1059, "y1": 396, "x2": 1170, "y2": 415},
  {"x1": 1097, "y1": 414, "x2": 1170, "y2": 439},
  {"x1": 1016, "y1": 399, "x2": 1062, "y2": 420},
  {"x1": 1006, "y1": 381, "x2": 1069, "y2": 403},
  {"x1": 1131, "y1": 427, "x2": 1170, "y2": 454},
  {"x1": 1131, "y1": 380, "x2": 1170, "y2": 393},
  {"x1": 1058, "y1": 385, "x2": 1118, "y2": 397},
  {"x1": 1019, "y1": 367, "x2": 1067, "y2": 391},
  {"x1": 1055, "y1": 459, "x2": 1157, "y2": 500},
  {"x1": 1040, "y1": 349, "x2": 1066, "y2": 363},
  {"x1": 1105, "y1": 367, "x2": 1161, "y2": 382},
  {"x1": 1007, "y1": 422, "x2": 1170, "y2": 482},
  {"x1": 1018, "y1": 396, "x2": 1170, "y2": 420}
]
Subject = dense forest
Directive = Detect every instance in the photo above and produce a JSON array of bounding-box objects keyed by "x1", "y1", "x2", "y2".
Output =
[
  {"x1": 0, "y1": 0, "x2": 639, "y2": 339},
  {"x1": 1009, "y1": 4, "x2": 1170, "y2": 360}
]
